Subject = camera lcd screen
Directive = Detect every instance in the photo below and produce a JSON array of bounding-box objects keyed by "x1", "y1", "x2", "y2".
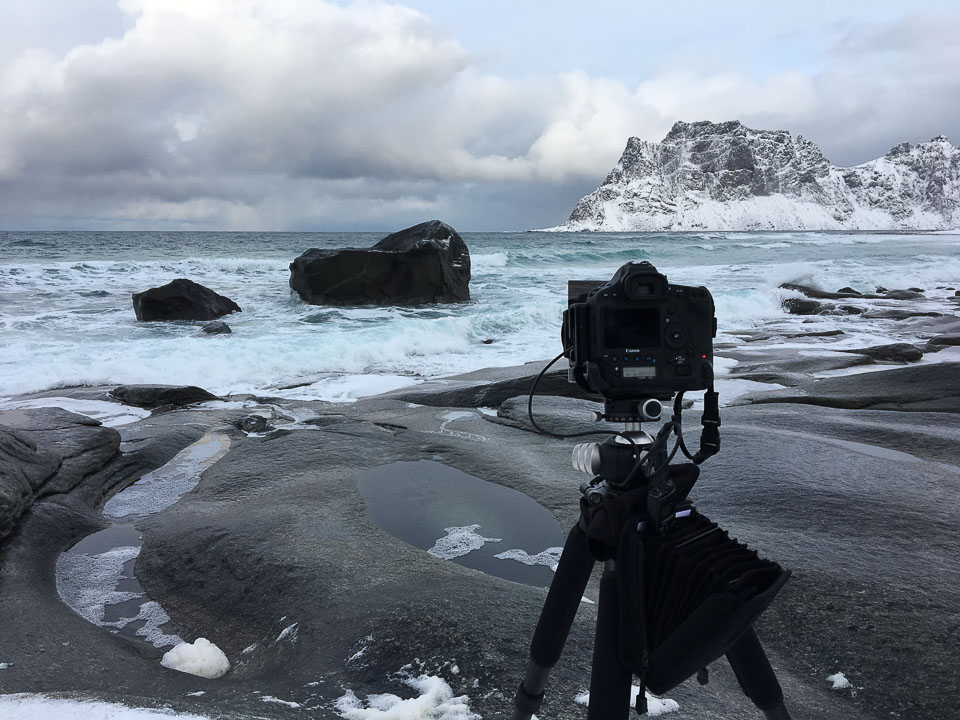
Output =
[
  {"x1": 603, "y1": 308, "x2": 660, "y2": 348},
  {"x1": 623, "y1": 366, "x2": 657, "y2": 379}
]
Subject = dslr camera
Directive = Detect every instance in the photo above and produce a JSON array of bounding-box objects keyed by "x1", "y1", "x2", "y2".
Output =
[{"x1": 562, "y1": 261, "x2": 716, "y2": 418}]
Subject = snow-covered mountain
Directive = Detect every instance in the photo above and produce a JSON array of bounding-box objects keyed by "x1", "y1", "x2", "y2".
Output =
[{"x1": 552, "y1": 120, "x2": 960, "y2": 231}]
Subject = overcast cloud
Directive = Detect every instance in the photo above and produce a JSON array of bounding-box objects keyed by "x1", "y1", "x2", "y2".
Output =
[{"x1": 0, "y1": 0, "x2": 958, "y2": 231}]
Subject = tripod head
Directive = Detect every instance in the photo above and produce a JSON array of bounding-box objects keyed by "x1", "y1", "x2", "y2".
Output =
[{"x1": 571, "y1": 396, "x2": 692, "y2": 534}]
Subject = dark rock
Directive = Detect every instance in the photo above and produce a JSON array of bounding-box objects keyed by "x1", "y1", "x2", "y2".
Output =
[
  {"x1": 0, "y1": 408, "x2": 120, "y2": 543},
  {"x1": 740, "y1": 362, "x2": 960, "y2": 412},
  {"x1": 233, "y1": 415, "x2": 273, "y2": 433},
  {"x1": 837, "y1": 305, "x2": 865, "y2": 315},
  {"x1": 908, "y1": 287, "x2": 925, "y2": 293},
  {"x1": 782, "y1": 298, "x2": 825, "y2": 315},
  {"x1": 3, "y1": 380, "x2": 958, "y2": 720},
  {"x1": 926, "y1": 334, "x2": 960, "y2": 350},
  {"x1": 482, "y1": 339, "x2": 495, "y2": 344},
  {"x1": 839, "y1": 343, "x2": 924, "y2": 363},
  {"x1": 861, "y1": 309, "x2": 943, "y2": 321},
  {"x1": 883, "y1": 289, "x2": 925, "y2": 300},
  {"x1": 289, "y1": 220, "x2": 471, "y2": 306},
  {"x1": 388, "y1": 363, "x2": 595, "y2": 408},
  {"x1": 110, "y1": 385, "x2": 218, "y2": 409},
  {"x1": 201, "y1": 320, "x2": 232, "y2": 335},
  {"x1": 0, "y1": 424, "x2": 60, "y2": 541},
  {"x1": 781, "y1": 283, "x2": 867, "y2": 300},
  {"x1": 132, "y1": 278, "x2": 241, "y2": 321},
  {"x1": 876, "y1": 286, "x2": 888, "y2": 293},
  {"x1": 727, "y1": 351, "x2": 874, "y2": 377}
]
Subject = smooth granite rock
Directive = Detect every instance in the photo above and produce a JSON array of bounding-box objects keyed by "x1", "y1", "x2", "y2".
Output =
[
  {"x1": 738, "y1": 362, "x2": 960, "y2": 412},
  {"x1": 1, "y1": 360, "x2": 959, "y2": 720}
]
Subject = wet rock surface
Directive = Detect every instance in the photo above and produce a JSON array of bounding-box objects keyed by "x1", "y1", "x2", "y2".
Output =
[
  {"x1": 132, "y1": 278, "x2": 241, "y2": 322},
  {"x1": 0, "y1": 408, "x2": 119, "y2": 542},
  {"x1": 110, "y1": 385, "x2": 219, "y2": 410},
  {"x1": 201, "y1": 320, "x2": 232, "y2": 335},
  {"x1": 839, "y1": 342, "x2": 924, "y2": 363},
  {"x1": 0, "y1": 351, "x2": 958, "y2": 720},
  {"x1": 739, "y1": 363, "x2": 960, "y2": 412},
  {"x1": 289, "y1": 220, "x2": 471, "y2": 306},
  {"x1": 388, "y1": 361, "x2": 596, "y2": 408}
]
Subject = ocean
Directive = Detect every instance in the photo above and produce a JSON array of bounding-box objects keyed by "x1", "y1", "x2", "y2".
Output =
[{"x1": 1, "y1": 230, "x2": 958, "y2": 401}]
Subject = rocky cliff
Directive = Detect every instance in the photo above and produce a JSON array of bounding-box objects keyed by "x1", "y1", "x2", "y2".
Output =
[{"x1": 554, "y1": 120, "x2": 960, "y2": 231}]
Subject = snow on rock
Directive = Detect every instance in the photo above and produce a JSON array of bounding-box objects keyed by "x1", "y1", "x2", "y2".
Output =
[
  {"x1": 335, "y1": 675, "x2": 480, "y2": 720},
  {"x1": 276, "y1": 622, "x2": 299, "y2": 643},
  {"x1": 828, "y1": 672, "x2": 852, "y2": 690},
  {"x1": 553, "y1": 121, "x2": 960, "y2": 231},
  {"x1": 427, "y1": 525, "x2": 501, "y2": 560},
  {"x1": 161, "y1": 638, "x2": 230, "y2": 678},
  {"x1": 261, "y1": 696, "x2": 302, "y2": 708},
  {"x1": 0, "y1": 694, "x2": 216, "y2": 719}
]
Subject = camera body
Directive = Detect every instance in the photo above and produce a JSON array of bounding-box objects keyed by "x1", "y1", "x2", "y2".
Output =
[{"x1": 562, "y1": 261, "x2": 716, "y2": 410}]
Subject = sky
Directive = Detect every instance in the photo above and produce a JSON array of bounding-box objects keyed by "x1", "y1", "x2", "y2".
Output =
[{"x1": 0, "y1": 0, "x2": 958, "y2": 232}]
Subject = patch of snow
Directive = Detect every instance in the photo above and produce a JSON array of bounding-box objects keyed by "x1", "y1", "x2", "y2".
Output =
[
  {"x1": 123, "y1": 600, "x2": 182, "y2": 649},
  {"x1": 428, "y1": 525, "x2": 502, "y2": 560},
  {"x1": 242, "y1": 643, "x2": 258, "y2": 655},
  {"x1": 335, "y1": 675, "x2": 479, "y2": 720},
  {"x1": 161, "y1": 638, "x2": 230, "y2": 679},
  {"x1": 261, "y1": 696, "x2": 302, "y2": 708},
  {"x1": 0, "y1": 662, "x2": 10, "y2": 669},
  {"x1": 348, "y1": 635, "x2": 375, "y2": 664},
  {"x1": 0, "y1": 695, "x2": 217, "y2": 719},
  {"x1": 828, "y1": 672, "x2": 852, "y2": 689},
  {"x1": 276, "y1": 622, "x2": 299, "y2": 643}
]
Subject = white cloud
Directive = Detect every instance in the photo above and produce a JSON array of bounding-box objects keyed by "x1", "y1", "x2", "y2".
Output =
[{"x1": 0, "y1": 1, "x2": 957, "y2": 229}]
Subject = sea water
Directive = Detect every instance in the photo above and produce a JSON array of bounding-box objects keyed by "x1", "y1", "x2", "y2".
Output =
[{"x1": 1, "y1": 230, "x2": 958, "y2": 400}]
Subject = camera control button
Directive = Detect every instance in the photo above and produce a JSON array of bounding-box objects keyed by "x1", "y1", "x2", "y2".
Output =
[
  {"x1": 665, "y1": 324, "x2": 689, "y2": 349},
  {"x1": 676, "y1": 365, "x2": 692, "y2": 376}
]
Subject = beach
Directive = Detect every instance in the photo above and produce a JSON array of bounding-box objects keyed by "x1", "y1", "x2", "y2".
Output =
[{"x1": 1, "y1": 231, "x2": 959, "y2": 719}]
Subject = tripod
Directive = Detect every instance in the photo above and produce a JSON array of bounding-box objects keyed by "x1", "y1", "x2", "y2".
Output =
[{"x1": 511, "y1": 418, "x2": 791, "y2": 720}]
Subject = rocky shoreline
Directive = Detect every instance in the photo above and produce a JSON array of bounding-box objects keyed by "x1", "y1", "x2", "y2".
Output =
[{"x1": 1, "y1": 337, "x2": 959, "y2": 719}]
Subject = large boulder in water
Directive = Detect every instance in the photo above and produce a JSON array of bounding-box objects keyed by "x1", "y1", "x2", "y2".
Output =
[
  {"x1": 289, "y1": 220, "x2": 471, "y2": 306},
  {"x1": 132, "y1": 278, "x2": 241, "y2": 321}
]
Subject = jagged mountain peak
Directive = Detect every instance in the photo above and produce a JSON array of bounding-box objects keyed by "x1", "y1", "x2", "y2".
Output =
[{"x1": 552, "y1": 120, "x2": 959, "y2": 231}]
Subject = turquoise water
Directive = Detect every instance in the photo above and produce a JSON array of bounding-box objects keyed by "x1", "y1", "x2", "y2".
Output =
[{"x1": 1, "y1": 230, "x2": 957, "y2": 399}]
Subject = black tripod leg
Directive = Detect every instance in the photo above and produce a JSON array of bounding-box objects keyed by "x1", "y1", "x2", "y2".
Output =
[
  {"x1": 726, "y1": 628, "x2": 792, "y2": 720},
  {"x1": 586, "y1": 560, "x2": 633, "y2": 720},
  {"x1": 513, "y1": 524, "x2": 596, "y2": 720}
]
